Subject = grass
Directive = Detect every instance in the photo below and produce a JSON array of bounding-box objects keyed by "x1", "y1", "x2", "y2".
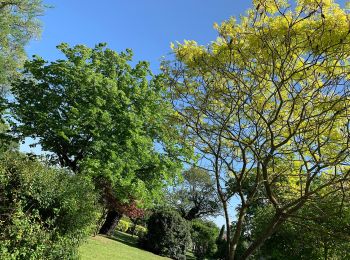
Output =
[{"x1": 79, "y1": 231, "x2": 170, "y2": 260}]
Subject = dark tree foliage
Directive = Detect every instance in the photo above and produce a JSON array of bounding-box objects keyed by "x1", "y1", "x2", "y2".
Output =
[
  {"x1": 139, "y1": 209, "x2": 191, "y2": 260},
  {"x1": 251, "y1": 193, "x2": 350, "y2": 260},
  {"x1": 215, "y1": 225, "x2": 228, "y2": 260},
  {"x1": 169, "y1": 167, "x2": 221, "y2": 220}
]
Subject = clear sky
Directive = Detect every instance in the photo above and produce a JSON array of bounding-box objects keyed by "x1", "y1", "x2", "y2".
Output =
[
  {"x1": 27, "y1": 0, "x2": 252, "y2": 69},
  {"x1": 24, "y1": 0, "x2": 348, "y2": 227}
]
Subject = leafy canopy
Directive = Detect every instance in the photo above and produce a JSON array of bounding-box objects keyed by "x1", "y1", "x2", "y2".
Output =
[
  {"x1": 0, "y1": 0, "x2": 44, "y2": 90},
  {"x1": 10, "y1": 43, "x2": 186, "y2": 206}
]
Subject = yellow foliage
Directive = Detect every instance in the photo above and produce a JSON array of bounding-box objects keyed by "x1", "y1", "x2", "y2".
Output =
[{"x1": 171, "y1": 0, "x2": 350, "y2": 204}]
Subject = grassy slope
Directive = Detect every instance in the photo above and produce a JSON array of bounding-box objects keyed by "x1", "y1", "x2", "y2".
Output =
[{"x1": 79, "y1": 231, "x2": 170, "y2": 260}]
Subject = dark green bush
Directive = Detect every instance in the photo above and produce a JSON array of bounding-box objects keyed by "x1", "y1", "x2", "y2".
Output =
[
  {"x1": 0, "y1": 151, "x2": 101, "y2": 259},
  {"x1": 191, "y1": 219, "x2": 219, "y2": 259},
  {"x1": 214, "y1": 225, "x2": 227, "y2": 260},
  {"x1": 139, "y1": 209, "x2": 191, "y2": 260}
]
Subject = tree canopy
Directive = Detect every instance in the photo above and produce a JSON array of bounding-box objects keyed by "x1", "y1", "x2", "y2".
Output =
[
  {"x1": 167, "y1": 0, "x2": 350, "y2": 259},
  {"x1": 0, "y1": 0, "x2": 44, "y2": 153},
  {"x1": 0, "y1": 0, "x2": 44, "y2": 91},
  {"x1": 9, "y1": 43, "x2": 189, "y2": 234},
  {"x1": 168, "y1": 167, "x2": 221, "y2": 220},
  {"x1": 4, "y1": 0, "x2": 350, "y2": 259}
]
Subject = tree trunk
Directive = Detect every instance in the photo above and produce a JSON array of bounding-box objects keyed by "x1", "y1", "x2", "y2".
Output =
[
  {"x1": 99, "y1": 209, "x2": 122, "y2": 235},
  {"x1": 184, "y1": 207, "x2": 199, "y2": 220},
  {"x1": 229, "y1": 206, "x2": 247, "y2": 260},
  {"x1": 94, "y1": 209, "x2": 108, "y2": 236}
]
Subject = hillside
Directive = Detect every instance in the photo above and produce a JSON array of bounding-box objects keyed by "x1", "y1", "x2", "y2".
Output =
[{"x1": 79, "y1": 232, "x2": 170, "y2": 260}]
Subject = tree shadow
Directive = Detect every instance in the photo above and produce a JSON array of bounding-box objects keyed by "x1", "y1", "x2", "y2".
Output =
[
  {"x1": 106, "y1": 231, "x2": 140, "y2": 249},
  {"x1": 108, "y1": 231, "x2": 197, "y2": 259}
]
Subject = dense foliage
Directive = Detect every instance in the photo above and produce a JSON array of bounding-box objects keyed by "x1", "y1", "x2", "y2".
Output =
[
  {"x1": 0, "y1": 0, "x2": 44, "y2": 157},
  {"x1": 0, "y1": 0, "x2": 44, "y2": 90},
  {"x1": 116, "y1": 219, "x2": 131, "y2": 233},
  {"x1": 0, "y1": 151, "x2": 101, "y2": 259},
  {"x1": 252, "y1": 194, "x2": 350, "y2": 259},
  {"x1": 9, "y1": 43, "x2": 189, "y2": 234},
  {"x1": 139, "y1": 209, "x2": 191, "y2": 260},
  {"x1": 214, "y1": 225, "x2": 227, "y2": 260},
  {"x1": 190, "y1": 219, "x2": 219, "y2": 259},
  {"x1": 2, "y1": 1, "x2": 350, "y2": 259},
  {"x1": 115, "y1": 218, "x2": 147, "y2": 237}
]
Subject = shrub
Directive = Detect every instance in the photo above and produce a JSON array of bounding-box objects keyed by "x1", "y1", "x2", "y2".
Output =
[
  {"x1": 0, "y1": 151, "x2": 101, "y2": 259},
  {"x1": 139, "y1": 209, "x2": 191, "y2": 260},
  {"x1": 127, "y1": 223, "x2": 147, "y2": 237},
  {"x1": 134, "y1": 224, "x2": 147, "y2": 237},
  {"x1": 191, "y1": 219, "x2": 219, "y2": 259},
  {"x1": 116, "y1": 219, "x2": 130, "y2": 233}
]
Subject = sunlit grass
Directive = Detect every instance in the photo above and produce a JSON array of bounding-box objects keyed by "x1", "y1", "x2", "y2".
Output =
[{"x1": 79, "y1": 232, "x2": 170, "y2": 260}]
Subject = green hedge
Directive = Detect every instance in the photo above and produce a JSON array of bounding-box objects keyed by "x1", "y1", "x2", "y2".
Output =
[
  {"x1": 0, "y1": 152, "x2": 101, "y2": 259},
  {"x1": 133, "y1": 224, "x2": 147, "y2": 237},
  {"x1": 191, "y1": 219, "x2": 219, "y2": 259}
]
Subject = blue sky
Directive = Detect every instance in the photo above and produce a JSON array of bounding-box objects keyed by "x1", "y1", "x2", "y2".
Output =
[
  {"x1": 27, "y1": 0, "x2": 348, "y2": 69},
  {"x1": 27, "y1": 0, "x2": 251, "y2": 70},
  {"x1": 24, "y1": 0, "x2": 348, "y2": 227}
]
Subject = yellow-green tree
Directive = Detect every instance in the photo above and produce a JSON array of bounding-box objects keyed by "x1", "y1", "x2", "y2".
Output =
[{"x1": 167, "y1": 0, "x2": 350, "y2": 259}]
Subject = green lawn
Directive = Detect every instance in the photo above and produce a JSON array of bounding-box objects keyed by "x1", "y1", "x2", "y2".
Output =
[{"x1": 79, "y1": 231, "x2": 170, "y2": 260}]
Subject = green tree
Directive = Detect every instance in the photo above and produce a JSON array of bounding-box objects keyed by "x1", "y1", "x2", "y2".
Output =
[
  {"x1": 0, "y1": 0, "x2": 44, "y2": 91},
  {"x1": 10, "y1": 43, "x2": 187, "y2": 235},
  {"x1": 191, "y1": 219, "x2": 219, "y2": 259},
  {"x1": 0, "y1": 0, "x2": 44, "y2": 152},
  {"x1": 166, "y1": 0, "x2": 350, "y2": 259},
  {"x1": 168, "y1": 167, "x2": 221, "y2": 220},
  {"x1": 215, "y1": 225, "x2": 227, "y2": 260}
]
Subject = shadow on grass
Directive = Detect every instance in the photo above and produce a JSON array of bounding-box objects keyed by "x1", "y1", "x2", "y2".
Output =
[
  {"x1": 106, "y1": 231, "x2": 140, "y2": 249},
  {"x1": 108, "y1": 231, "x2": 197, "y2": 260}
]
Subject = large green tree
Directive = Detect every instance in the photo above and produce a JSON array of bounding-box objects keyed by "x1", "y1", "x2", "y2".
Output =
[
  {"x1": 167, "y1": 0, "x2": 350, "y2": 259},
  {"x1": 10, "y1": 43, "x2": 187, "y2": 235}
]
